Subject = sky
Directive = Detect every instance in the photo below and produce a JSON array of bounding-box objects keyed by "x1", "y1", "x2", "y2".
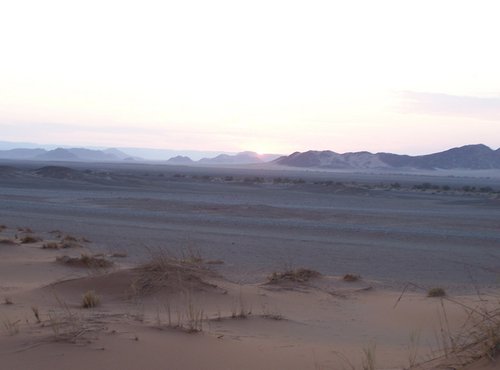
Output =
[{"x1": 1, "y1": 0, "x2": 499, "y2": 156}]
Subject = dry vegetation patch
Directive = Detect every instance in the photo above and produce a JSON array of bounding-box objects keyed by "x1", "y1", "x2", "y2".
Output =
[
  {"x1": 267, "y1": 268, "x2": 321, "y2": 284},
  {"x1": 20, "y1": 235, "x2": 42, "y2": 244},
  {"x1": 343, "y1": 273, "x2": 361, "y2": 282},
  {"x1": 43, "y1": 241, "x2": 82, "y2": 249},
  {"x1": 56, "y1": 254, "x2": 113, "y2": 268},
  {"x1": 82, "y1": 290, "x2": 100, "y2": 308},
  {"x1": 427, "y1": 287, "x2": 446, "y2": 297},
  {"x1": 130, "y1": 250, "x2": 218, "y2": 297}
]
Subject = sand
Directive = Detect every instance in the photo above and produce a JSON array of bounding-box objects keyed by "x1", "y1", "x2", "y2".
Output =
[
  {"x1": 1, "y1": 226, "x2": 499, "y2": 369},
  {"x1": 1, "y1": 162, "x2": 500, "y2": 369}
]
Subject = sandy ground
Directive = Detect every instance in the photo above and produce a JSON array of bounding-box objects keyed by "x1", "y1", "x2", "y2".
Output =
[
  {"x1": 0, "y1": 162, "x2": 500, "y2": 291},
  {"x1": 1, "y1": 162, "x2": 500, "y2": 369},
  {"x1": 1, "y1": 226, "x2": 500, "y2": 369}
]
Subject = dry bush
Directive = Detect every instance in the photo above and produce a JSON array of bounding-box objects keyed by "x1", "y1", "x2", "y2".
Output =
[
  {"x1": 82, "y1": 291, "x2": 100, "y2": 308},
  {"x1": 343, "y1": 273, "x2": 361, "y2": 282},
  {"x1": 4, "y1": 297, "x2": 13, "y2": 305},
  {"x1": 261, "y1": 305, "x2": 284, "y2": 321},
  {"x1": 17, "y1": 227, "x2": 33, "y2": 233},
  {"x1": 427, "y1": 287, "x2": 446, "y2": 297},
  {"x1": 268, "y1": 268, "x2": 321, "y2": 284},
  {"x1": 43, "y1": 241, "x2": 81, "y2": 249},
  {"x1": 2, "y1": 317, "x2": 20, "y2": 335},
  {"x1": 42, "y1": 242, "x2": 61, "y2": 249},
  {"x1": 130, "y1": 249, "x2": 215, "y2": 297},
  {"x1": 56, "y1": 254, "x2": 113, "y2": 268},
  {"x1": 20, "y1": 235, "x2": 42, "y2": 244},
  {"x1": 62, "y1": 235, "x2": 78, "y2": 242},
  {"x1": 0, "y1": 224, "x2": 6, "y2": 232},
  {"x1": 394, "y1": 283, "x2": 500, "y2": 368},
  {"x1": 420, "y1": 301, "x2": 500, "y2": 368}
]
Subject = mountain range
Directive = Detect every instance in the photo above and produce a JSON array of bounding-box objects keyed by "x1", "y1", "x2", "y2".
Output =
[
  {"x1": 273, "y1": 144, "x2": 500, "y2": 170},
  {"x1": 0, "y1": 143, "x2": 499, "y2": 170},
  {"x1": 0, "y1": 146, "x2": 281, "y2": 165}
]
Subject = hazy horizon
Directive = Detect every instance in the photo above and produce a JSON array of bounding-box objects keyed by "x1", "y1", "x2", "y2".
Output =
[
  {"x1": 1, "y1": 1, "x2": 500, "y2": 155},
  {"x1": 2, "y1": 139, "x2": 499, "y2": 163}
]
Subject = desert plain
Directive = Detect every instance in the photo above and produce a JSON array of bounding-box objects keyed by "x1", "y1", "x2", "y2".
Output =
[{"x1": 1, "y1": 160, "x2": 500, "y2": 369}]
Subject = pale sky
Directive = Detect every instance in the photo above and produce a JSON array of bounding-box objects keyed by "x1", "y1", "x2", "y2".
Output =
[{"x1": 1, "y1": 0, "x2": 499, "y2": 155}]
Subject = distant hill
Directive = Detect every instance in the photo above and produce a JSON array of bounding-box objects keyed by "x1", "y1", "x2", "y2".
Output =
[
  {"x1": 198, "y1": 151, "x2": 281, "y2": 165},
  {"x1": 0, "y1": 147, "x2": 136, "y2": 162},
  {"x1": 166, "y1": 155, "x2": 195, "y2": 165},
  {"x1": 2, "y1": 143, "x2": 499, "y2": 170},
  {"x1": 274, "y1": 144, "x2": 500, "y2": 170},
  {"x1": 0, "y1": 148, "x2": 46, "y2": 159}
]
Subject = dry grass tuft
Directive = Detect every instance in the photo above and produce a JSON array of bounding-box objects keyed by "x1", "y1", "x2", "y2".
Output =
[
  {"x1": 47, "y1": 294, "x2": 105, "y2": 343},
  {"x1": 20, "y1": 235, "x2": 42, "y2": 244},
  {"x1": 42, "y1": 242, "x2": 61, "y2": 249},
  {"x1": 268, "y1": 268, "x2": 321, "y2": 284},
  {"x1": 56, "y1": 254, "x2": 113, "y2": 269},
  {"x1": 62, "y1": 235, "x2": 78, "y2": 242},
  {"x1": 2, "y1": 317, "x2": 20, "y2": 335},
  {"x1": 82, "y1": 291, "x2": 100, "y2": 308},
  {"x1": 130, "y1": 249, "x2": 216, "y2": 297},
  {"x1": 343, "y1": 273, "x2": 361, "y2": 282},
  {"x1": 17, "y1": 227, "x2": 33, "y2": 233},
  {"x1": 43, "y1": 241, "x2": 81, "y2": 249},
  {"x1": 110, "y1": 252, "x2": 128, "y2": 258},
  {"x1": 395, "y1": 282, "x2": 500, "y2": 368},
  {"x1": 427, "y1": 287, "x2": 446, "y2": 297}
]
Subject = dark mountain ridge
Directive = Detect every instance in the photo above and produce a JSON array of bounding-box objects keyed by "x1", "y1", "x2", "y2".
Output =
[{"x1": 274, "y1": 144, "x2": 500, "y2": 170}]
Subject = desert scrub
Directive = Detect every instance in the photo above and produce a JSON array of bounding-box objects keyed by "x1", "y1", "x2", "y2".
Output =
[
  {"x1": 82, "y1": 291, "x2": 100, "y2": 308},
  {"x1": 42, "y1": 242, "x2": 60, "y2": 249},
  {"x1": 2, "y1": 317, "x2": 20, "y2": 335},
  {"x1": 427, "y1": 287, "x2": 446, "y2": 297},
  {"x1": 56, "y1": 254, "x2": 113, "y2": 268},
  {"x1": 268, "y1": 268, "x2": 321, "y2": 283},
  {"x1": 21, "y1": 235, "x2": 42, "y2": 244},
  {"x1": 131, "y1": 249, "x2": 216, "y2": 296},
  {"x1": 343, "y1": 273, "x2": 361, "y2": 282},
  {"x1": 43, "y1": 241, "x2": 81, "y2": 249}
]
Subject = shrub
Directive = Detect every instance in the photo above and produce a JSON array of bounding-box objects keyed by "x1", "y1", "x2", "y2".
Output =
[
  {"x1": 427, "y1": 287, "x2": 446, "y2": 297},
  {"x1": 343, "y1": 273, "x2": 361, "y2": 282},
  {"x1": 21, "y1": 235, "x2": 41, "y2": 244},
  {"x1": 82, "y1": 291, "x2": 100, "y2": 308},
  {"x1": 268, "y1": 268, "x2": 321, "y2": 283},
  {"x1": 56, "y1": 254, "x2": 113, "y2": 268},
  {"x1": 42, "y1": 242, "x2": 60, "y2": 249}
]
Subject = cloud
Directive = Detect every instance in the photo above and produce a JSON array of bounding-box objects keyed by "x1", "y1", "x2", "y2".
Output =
[{"x1": 398, "y1": 91, "x2": 500, "y2": 121}]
